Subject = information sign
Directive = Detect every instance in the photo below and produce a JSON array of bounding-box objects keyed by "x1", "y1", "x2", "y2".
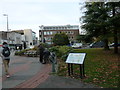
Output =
[{"x1": 66, "y1": 53, "x2": 86, "y2": 64}]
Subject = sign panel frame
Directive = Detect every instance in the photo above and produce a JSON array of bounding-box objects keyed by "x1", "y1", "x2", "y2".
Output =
[
  {"x1": 65, "y1": 53, "x2": 86, "y2": 79},
  {"x1": 66, "y1": 53, "x2": 86, "y2": 64}
]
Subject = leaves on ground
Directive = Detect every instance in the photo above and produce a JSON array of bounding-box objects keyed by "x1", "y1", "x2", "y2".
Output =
[{"x1": 57, "y1": 48, "x2": 120, "y2": 88}]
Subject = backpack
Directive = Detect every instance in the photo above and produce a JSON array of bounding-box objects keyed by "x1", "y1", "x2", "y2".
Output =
[{"x1": 2, "y1": 47, "x2": 10, "y2": 57}]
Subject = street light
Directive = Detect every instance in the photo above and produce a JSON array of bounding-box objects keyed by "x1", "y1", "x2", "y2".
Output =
[{"x1": 3, "y1": 14, "x2": 9, "y2": 31}]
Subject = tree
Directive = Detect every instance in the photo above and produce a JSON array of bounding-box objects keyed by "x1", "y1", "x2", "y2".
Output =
[
  {"x1": 82, "y1": 2, "x2": 111, "y2": 50},
  {"x1": 81, "y1": 2, "x2": 120, "y2": 53},
  {"x1": 76, "y1": 35, "x2": 93, "y2": 43},
  {"x1": 107, "y1": 2, "x2": 120, "y2": 53},
  {"x1": 52, "y1": 33, "x2": 70, "y2": 46}
]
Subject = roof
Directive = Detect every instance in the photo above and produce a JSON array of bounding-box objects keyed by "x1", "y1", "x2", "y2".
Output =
[{"x1": 39, "y1": 25, "x2": 79, "y2": 30}]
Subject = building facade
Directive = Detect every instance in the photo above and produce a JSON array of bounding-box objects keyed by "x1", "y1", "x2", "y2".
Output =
[
  {"x1": 0, "y1": 29, "x2": 38, "y2": 50},
  {"x1": 23, "y1": 29, "x2": 37, "y2": 48},
  {"x1": 39, "y1": 25, "x2": 79, "y2": 44},
  {"x1": 0, "y1": 31, "x2": 22, "y2": 50},
  {"x1": 13, "y1": 29, "x2": 38, "y2": 48},
  {"x1": 0, "y1": 31, "x2": 8, "y2": 51}
]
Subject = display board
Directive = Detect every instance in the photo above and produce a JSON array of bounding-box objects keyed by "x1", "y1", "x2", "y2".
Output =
[{"x1": 66, "y1": 53, "x2": 86, "y2": 64}]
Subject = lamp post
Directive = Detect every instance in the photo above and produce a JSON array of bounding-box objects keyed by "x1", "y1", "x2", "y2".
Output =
[{"x1": 3, "y1": 14, "x2": 9, "y2": 31}]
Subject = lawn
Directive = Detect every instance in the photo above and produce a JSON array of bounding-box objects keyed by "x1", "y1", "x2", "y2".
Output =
[{"x1": 57, "y1": 48, "x2": 120, "y2": 88}]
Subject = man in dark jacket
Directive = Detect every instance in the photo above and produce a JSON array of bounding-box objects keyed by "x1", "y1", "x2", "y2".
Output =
[
  {"x1": 38, "y1": 43, "x2": 45, "y2": 63},
  {"x1": 43, "y1": 48, "x2": 50, "y2": 64}
]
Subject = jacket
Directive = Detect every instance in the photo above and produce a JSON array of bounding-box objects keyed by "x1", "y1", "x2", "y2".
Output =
[{"x1": 0, "y1": 44, "x2": 10, "y2": 60}]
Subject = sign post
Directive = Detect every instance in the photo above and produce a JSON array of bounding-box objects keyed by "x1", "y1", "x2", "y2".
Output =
[{"x1": 66, "y1": 53, "x2": 86, "y2": 79}]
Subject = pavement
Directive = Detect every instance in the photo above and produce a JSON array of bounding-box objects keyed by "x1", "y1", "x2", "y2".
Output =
[{"x1": 1, "y1": 51, "x2": 100, "y2": 89}]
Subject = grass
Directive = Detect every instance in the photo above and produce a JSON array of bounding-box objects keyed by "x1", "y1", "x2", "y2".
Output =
[{"x1": 57, "y1": 48, "x2": 120, "y2": 88}]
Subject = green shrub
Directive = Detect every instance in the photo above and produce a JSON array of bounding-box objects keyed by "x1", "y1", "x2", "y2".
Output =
[
  {"x1": 59, "y1": 46, "x2": 73, "y2": 61},
  {"x1": 49, "y1": 46, "x2": 73, "y2": 61},
  {"x1": 15, "y1": 49, "x2": 28, "y2": 56},
  {"x1": 49, "y1": 46, "x2": 59, "y2": 56},
  {"x1": 32, "y1": 46, "x2": 38, "y2": 50}
]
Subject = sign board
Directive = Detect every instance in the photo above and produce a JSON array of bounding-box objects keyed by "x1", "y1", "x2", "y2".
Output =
[{"x1": 66, "y1": 53, "x2": 86, "y2": 64}]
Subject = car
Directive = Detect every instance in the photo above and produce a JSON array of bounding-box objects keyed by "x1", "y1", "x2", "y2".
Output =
[
  {"x1": 109, "y1": 43, "x2": 120, "y2": 47},
  {"x1": 71, "y1": 43, "x2": 83, "y2": 48},
  {"x1": 109, "y1": 43, "x2": 114, "y2": 47},
  {"x1": 89, "y1": 41, "x2": 104, "y2": 48}
]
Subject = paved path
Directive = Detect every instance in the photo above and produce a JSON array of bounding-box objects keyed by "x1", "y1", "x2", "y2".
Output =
[
  {"x1": 37, "y1": 75, "x2": 99, "y2": 88},
  {"x1": 1, "y1": 53, "x2": 99, "y2": 89}
]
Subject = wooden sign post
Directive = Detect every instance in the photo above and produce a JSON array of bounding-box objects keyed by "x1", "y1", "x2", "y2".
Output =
[{"x1": 66, "y1": 53, "x2": 86, "y2": 79}]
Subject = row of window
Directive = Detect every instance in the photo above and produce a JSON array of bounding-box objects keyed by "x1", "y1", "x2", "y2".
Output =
[
  {"x1": 43, "y1": 26, "x2": 79, "y2": 30},
  {"x1": 43, "y1": 31, "x2": 76, "y2": 35},
  {"x1": 44, "y1": 36, "x2": 74, "y2": 41}
]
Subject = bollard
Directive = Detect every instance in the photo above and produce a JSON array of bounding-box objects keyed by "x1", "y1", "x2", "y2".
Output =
[
  {"x1": 52, "y1": 62, "x2": 55, "y2": 72},
  {"x1": 50, "y1": 52, "x2": 57, "y2": 72}
]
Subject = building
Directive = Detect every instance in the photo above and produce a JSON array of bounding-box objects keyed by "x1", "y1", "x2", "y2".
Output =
[
  {"x1": 0, "y1": 31, "x2": 8, "y2": 51},
  {"x1": 0, "y1": 31, "x2": 22, "y2": 50},
  {"x1": 0, "y1": 29, "x2": 38, "y2": 50},
  {"x1": 39, "y1": 25, "x2": 79, "y2": 44},
  {"x1": 13, "y1": 29, "x2": 38, "y2": 48},
  {"x1": 0, "y1": 31, "x2": 8, "y2": 44},
  {"x1": 24, "y1": 29, "x2": 37, "y2": 48},
  {"x1": 7, "y1": 31, "x2": 22, "y2": 50}
]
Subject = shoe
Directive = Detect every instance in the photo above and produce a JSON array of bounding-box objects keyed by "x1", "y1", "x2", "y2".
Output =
[{"x1": 6, "y1": 74, "x2": 10, "y2": 78}]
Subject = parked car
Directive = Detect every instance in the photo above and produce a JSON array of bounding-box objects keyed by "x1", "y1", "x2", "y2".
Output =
[
  {"x1": 109, "y1": 43, "x2": 120, "y2": 47},
  {"x1": 89, "y1": 41, "x2": 104, "y2": 48},
  {"x1": 71, "y1": 43, "x2": 83, "y2": 48}
]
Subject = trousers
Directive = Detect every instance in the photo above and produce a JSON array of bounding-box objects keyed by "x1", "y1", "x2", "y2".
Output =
[{"x1": 3, "y1": 59, "x2": 10, "y2": 75}]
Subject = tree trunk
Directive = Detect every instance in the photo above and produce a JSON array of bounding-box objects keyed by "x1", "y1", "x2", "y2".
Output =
[
  {"x1": 112, "y1": 4, "x2": 118, "y2": 54},
  {"x1": 104, "y1": 39, "x2": 110, "y2": 50},
  {"x1": 114, "y1": 29, "x2": 118, "y2": 53}
]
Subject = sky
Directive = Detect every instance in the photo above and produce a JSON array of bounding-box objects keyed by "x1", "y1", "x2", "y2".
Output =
[{"x1": 0, "y1": 0, "x2": 85, "y2": 38}]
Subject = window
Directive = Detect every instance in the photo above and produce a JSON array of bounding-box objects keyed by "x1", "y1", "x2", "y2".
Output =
[
  {"x1": 44, "y1": 32, "x2": 47, "y2": 35},
  {"x1": 50, "y1": 31, "x2": 52, "y2": 35},
  {"x1": 47, "y1": 32, "x2": 49, "y2": 35},
  {"x1": 71, "y1": 31, "x2": 74, "y2": 34}
]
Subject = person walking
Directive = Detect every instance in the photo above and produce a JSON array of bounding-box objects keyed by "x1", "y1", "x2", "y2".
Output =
[
  {"x1": 38, "y1": 43, "x2": 45, "y2": 64},
  {"x1": 0, "y1": 42, "x2": 11, "y2": 78}
]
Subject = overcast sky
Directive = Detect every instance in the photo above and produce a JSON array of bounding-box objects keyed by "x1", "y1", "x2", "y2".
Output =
[{"x1": 0, "y1": 0, "x2": 85, "y2": 38}]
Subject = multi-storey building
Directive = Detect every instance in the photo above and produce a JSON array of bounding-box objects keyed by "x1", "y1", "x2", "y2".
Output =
[
  {"x1": 39, "y1": 25, "x2": 79, "y2": 44},
  {"x1": 13, "y1": 29, "x2": 38, "y2": 48}
]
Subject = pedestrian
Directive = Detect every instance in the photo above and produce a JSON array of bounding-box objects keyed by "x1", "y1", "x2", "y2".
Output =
[
  {"x1": 0, "y1": 42, "x2": 11, "y2": 78},
  {"x1": 38, "y1": 43, "x2": 45, "y2": 64},
  {"x1": 43, "y1": 48, "x2": 50, "y2": 64}
]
